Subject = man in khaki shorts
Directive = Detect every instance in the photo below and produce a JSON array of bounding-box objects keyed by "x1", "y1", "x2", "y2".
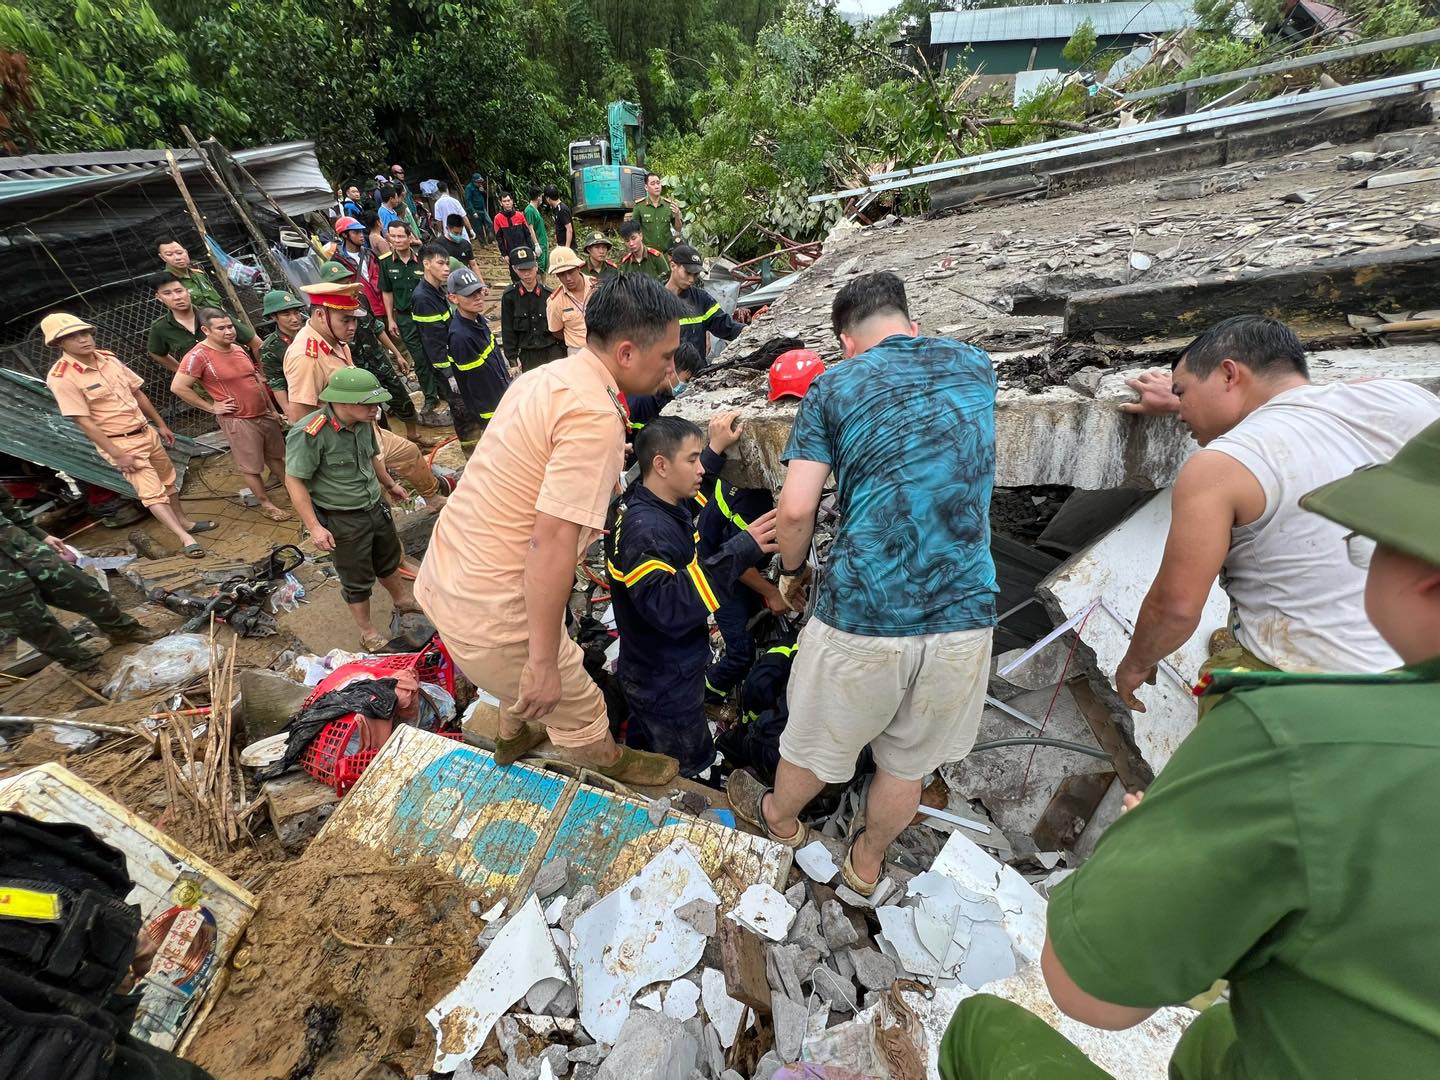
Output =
[
  {"x1": 171, "y1": 307, "x2": 291, "y2": 521},
  {"x1": 415, "y1": 274, "x2": 688, "y2": 785},
  {"x1": 43, "y1": 313, "x2": 214, "y2": 557},
  {"x1": 731, "y1": 271, "x2": 999, "y2": 895}
]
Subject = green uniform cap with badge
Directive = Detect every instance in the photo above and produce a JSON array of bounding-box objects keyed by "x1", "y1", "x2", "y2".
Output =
[
  {"x1": 319, "y1": 367, "x2": 392, "y2": 404},
  {"x1": 261, "y1": 289, "x2": 306, "y2": 317}
]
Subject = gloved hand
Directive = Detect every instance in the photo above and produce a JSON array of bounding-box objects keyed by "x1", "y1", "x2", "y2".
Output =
[{"x1": 778, "y1": 563, "x2": 812, "y2": 612}]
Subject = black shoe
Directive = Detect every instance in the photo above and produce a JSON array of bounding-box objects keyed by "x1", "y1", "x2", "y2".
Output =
[{"x1": 106, "y1": 624, "x2": 164, "y2": 645}]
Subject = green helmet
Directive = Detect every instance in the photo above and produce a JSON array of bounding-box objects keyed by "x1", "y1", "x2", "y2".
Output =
[
  {"x1": 318, "y1": 260, "x2": 356, "y2": 285},
  {"x1": 318, "y1": 367, "x2": 392, "y2": 405},
  {"x1": 262, "y1": 289, "x2": 306, "y2": 316},
  {"x1": 583, "y1": 231, "x2": 612, "y2": 253},
  {"x1": 1302, "y1": 417, "x2": 1440, "y2": 567}
]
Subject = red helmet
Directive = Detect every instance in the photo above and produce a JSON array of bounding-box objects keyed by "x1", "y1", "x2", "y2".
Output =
[
  {"x1": 334, "y1": 215, "x2": 364, "y2": 235},
  {"x1": 768, "y1": 349, "x2": 825, "y2": 401}
]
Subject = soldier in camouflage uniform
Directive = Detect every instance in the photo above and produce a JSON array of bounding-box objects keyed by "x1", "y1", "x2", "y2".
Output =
[
  {"x1": 0, "y1": 489, "x2": 162, "y2": 671},
  {"x1": 258, "y1": 288, "x2": 307, "y2": 413},
  {"x1": 315, "y1": 261, "x2": 440, "y2": 447}
]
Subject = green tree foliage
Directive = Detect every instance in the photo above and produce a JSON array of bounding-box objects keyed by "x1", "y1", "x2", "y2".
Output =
[{"x1": 1062, "y1": 18, "x2": 1098, "y2": 69}]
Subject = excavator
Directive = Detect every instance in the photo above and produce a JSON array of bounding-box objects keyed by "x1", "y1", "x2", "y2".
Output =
[{"x1": 568, "y1": 101, "x2": 648, "y2": 221}]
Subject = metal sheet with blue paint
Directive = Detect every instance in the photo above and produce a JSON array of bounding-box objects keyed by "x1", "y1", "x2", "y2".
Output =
[{"x1": 320, "y1": 727, "x2": 791, "y2": 908}]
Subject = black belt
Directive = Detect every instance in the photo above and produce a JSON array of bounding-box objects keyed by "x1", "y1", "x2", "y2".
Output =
[
  {"x1": 314, "y1": 501, "x2": 384, "y2": 515},
  {"x1": 112, "y1": 426, "x2": 147, "y2": 438}
]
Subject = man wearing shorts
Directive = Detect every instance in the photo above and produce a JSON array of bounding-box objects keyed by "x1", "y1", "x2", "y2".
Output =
[
  {"x1": 171, "y1": 307, "x2": 291, "y2": 521},
  {"x1": 731, "y1": 271, "x2": 998, "y2": 895},
  {"x1": 285, "y1": 368, "x2": 420, "y2": 651},
  {"x1": 43, "y1": 313, "x2": 213, "y2": 557}
]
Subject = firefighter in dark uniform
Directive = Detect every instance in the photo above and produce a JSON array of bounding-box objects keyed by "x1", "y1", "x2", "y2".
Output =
[
  {"x1": 604, "y1": 416, "x2": 777, "y2": 778},
  {"x1": 445, "y1": 267, "x2": 512, "y2": 438},
  {"x1": 0, "y1": 489, "x2": 162, "y2": 675},
  {"x1": 315, "y1": 261, "x2": 434, "y2": 446},
  {"x1": 411, "y1": 242, "x2": 481, "y2": 450},
  {"x1": 499, "y1": 245, "x2": 566, "y2": 373},
  {"x1": 666, "y1": 244, "x2": 748, "y2": 360}
]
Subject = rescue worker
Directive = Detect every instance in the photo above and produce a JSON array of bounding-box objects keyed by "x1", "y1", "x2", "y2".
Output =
[
  {"x1": 316, "y1": 260, "x2": 431, "y2": 446},
  {"x1": 942, "y1": 418, "x2": 1440, "y2": 1079},
  {"x1": 546, "y1": 247, "x2": 591, "y2": 355},
  {"x1": 666, "y1": 244, "x2": 748, "y2": 360},
  {"x1": 605, "y1": 416, "x2": 778, "y2": 777},
  {"x1": 258, "y1": 288, "x2": 307, "y2": 414},
  {"x1": 330, "y1": 215, "x2": 386, "y2": 325},
  {"x1": 412, "y1": 241, "x2": 482, "y2": 450},
  {"x1": 44, "y1": 313, "x2": 214, "y2": 558},
  {"x1": 500, "y1": 245, "x2": 566, "y2": 373},
  {"x1": 625, "y1": 341, "x2": 704, "y2": 432},
  {"x1": 630, "y1": 172, "x2": 684, "y2": 253},
  {"x1": 492, "y1": 192, "x2": 534, "y2": 267},
  {"x1": 445, "y1": 267, "x2": 512, "y2": 436},
  {"x1": 617, "y1": 220, "x2": 669, "y2": 282},
  {"x1": 582, "y1": 232, "x2": 620, "y2": 281},
  {"x1": 145, "y1": 271, "x2": 259, "y2": 372},
  {"x1": 285, "y1": 368, "x2": 421, "y2": 652},
  {"x1": 379, "y1": 219, "x2": 443, "y2": 418},
  {"x1": 0, "y1": 486, "x2": 163, "y2": 677}
]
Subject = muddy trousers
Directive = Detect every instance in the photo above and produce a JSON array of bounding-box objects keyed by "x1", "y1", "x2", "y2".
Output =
[
  {"x1": 620, "y1": 661, "x2": 711, "y2": 777},
  {"x1": 706, "y1": 592, "x2": 761, "y2": 696},
  {"x1": 939, "y1": 995, "x2": 1237, "y2": 1080},
  {"x1": 0, "y1": 550, "x2": 142, "y2": 669}
]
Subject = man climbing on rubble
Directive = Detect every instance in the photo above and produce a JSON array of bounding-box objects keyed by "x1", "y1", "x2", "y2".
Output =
[
  {"x1": 605, "y1": 415, "x2": 778, "y2": 778},
  {"x1": 285, "y1": 368, "x2": 421, "y2": 652},
  {"x1": 666, "y1": 244, "x2": 748, "y2": 360},
  {"x1": 0, "y1": 485, "x2": 163, "y2": 679},
  {"x1": 943, "y1": 418, "x2": 1440, "y2": 1080},
  {"x1": 1113, "y1": 315, "x2": 1440, "y2": 711},
  {"x1": 415, "y1": 274, "x2": 690, "y2": 785},
  {"x1": 45, "y1": 312, "x2": 215, "y2": 558},
  {"x1": 729, "y1": 271, "x2": 997, "y2": 897}
]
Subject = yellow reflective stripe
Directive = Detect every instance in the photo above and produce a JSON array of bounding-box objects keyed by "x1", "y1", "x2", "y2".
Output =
[
  {"x1": 480, "y1": 411, "x2": 495, "y2": 419},
  {"x1": 686, "y1": 557, "x2": 719, "y2": 612},
  {"x1": 712, "y1": 481, "x2": 747, "y2": 529},
  {"x1": 678, "y1": 302, "x2": 722, "y2": 327},
  {"x1": 453, "y1": 337, "x2": 494, "y2": 372},
  {"x1": 694, "y1": 492, "x2": 708, "y2": 507},
  {"x1": 411, "y1": 310, "x2": 450, "y2": 324},
  {"x1": 434, "y1": 356, "x2": 452, "y2": 369},
  {"x1": 606, "y1": 557, "x2": 676, "y2": 586},
  {"x1": 629, "y1": 421, "x2": 645, "y2": 430},
  {"x1": 767, "y1": 644, "x2": 797, "y2": 658},
  {"x1": 0, "y1": 887, "x2": 61, "y2": 921}
]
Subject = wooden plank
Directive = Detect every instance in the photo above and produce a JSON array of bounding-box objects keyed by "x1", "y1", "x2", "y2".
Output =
[
  {"x1": 1365, "y1": 166, "x2": 1440, "y2": 190},
  {"x1": 263, "y1": 772, "x2": 338, "y2": 852},
  {"x1": 1064, "y1": 246, "x2": 1440, "y2": 343},
  {"x1": 719, "y1": 918, "x2": 772, "y2": 1015}
]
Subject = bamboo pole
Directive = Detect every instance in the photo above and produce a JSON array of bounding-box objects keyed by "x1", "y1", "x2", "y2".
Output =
[
  {"x1": 179, "y1": 125, "x2": 286, "y2": 285},
  {"x1": 163, "y1": 149, "x2": 257, "y2": 334}
]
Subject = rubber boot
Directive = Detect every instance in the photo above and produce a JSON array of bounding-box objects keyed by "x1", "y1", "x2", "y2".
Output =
[{"x1": 494, "y1": 723, "x2": 549, "y2": 766}]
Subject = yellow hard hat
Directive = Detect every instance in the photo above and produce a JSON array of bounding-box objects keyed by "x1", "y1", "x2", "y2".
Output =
[{"x1": 40, "y1": 312, "x2": 96, "y2": 346}]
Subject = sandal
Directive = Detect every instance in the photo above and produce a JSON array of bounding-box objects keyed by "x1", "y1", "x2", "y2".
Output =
[
  {"x1": 181, "y1": 543, "x2": 205, "y2": 559},
  {"x1": 726, "y1": 770, "x2": 809, "y2": 850},
  {"x1": 840, "y1": 827, "x2": 881, "y2": 897},
  {"x1": 188, "y1": 520, "x2": 219, "y2": 534},
  {"x1": 360, "y1": 631, "x2": 390, "y2": 652}
]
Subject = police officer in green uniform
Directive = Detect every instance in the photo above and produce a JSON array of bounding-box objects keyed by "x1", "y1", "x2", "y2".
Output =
[
  {"x1": 630, "y1": 172, "x2": 683, "y2": 253},
  {"x1": 258, "y1": 288, "x2": 307, "y2": 411},
  {"x1": 315, "y1": 261, "x2": 435, "y2": 447},
  {"x1": 616, "y1": 221, "x2": 670, "y2": 282},
  {"x1": 377, "y1": 221, "x2": 441, "y2": 418},
  {"x1": 0, "y1": 489, "x2": 162, "y2": 674},
  {"x1": 284, "y1": 368, "x2": 421, "y2": 652},
  {"x1": 939, "y1": 418, "x2": 1440, "y2": 1080}
]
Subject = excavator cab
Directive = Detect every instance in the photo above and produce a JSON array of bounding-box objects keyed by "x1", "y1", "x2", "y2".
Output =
[{"x1": 570, "y1": 101, "x2": 649, "y2": 217}]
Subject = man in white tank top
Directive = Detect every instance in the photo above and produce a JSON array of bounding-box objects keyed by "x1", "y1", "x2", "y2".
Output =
[{"x1": 1114, "y1": 315, "x2": 1440, "y2": 709}]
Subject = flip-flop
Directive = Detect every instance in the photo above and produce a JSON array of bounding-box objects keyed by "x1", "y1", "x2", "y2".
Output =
[
  {"x1": 181, "y1": 543, "x2": 205, "y2": 560},
  {"x1": 840, "y1": 827, "x2": 881, "y2": 897},
  {"x1": 726, "y1": 770, "x2": 809, "y2": 850},
  {"x1": 188, "y1": 520, "x2": 219, "y2": 534}
]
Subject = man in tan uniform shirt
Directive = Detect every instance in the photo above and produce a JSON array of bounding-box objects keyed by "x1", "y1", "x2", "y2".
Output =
[
  {"x1": 416, "y1": 274, "x2": 689, "y2": 784},
  {"x1": 43, "y1": 313, "x2": 213, "y2": 556}
]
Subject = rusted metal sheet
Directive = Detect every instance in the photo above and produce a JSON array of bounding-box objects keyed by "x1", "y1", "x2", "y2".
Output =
[
  {"x1": 320, "y1": 726, "x2": 790, "y2": 908},
  {"x1": 0, "y1": 763, "x2": 257, "y2": 1053}
]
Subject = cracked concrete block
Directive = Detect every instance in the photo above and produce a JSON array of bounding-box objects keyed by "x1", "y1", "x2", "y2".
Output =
[
  {"x1": 560, "y1": 885, "x2": 600, "y2": 934},
  {"x1": 786, "y1": 902, "x2": 827, "y2": 955},
  {"x1": 509, "y1": 1057, "x2": 542, "y2": 1080},
  {"x1": 568, "y1": 1045, "x2": 607, "y2": 1066},
  {"x1": 596, "y1": 1011, "x2": 698, "y2": 1080},
  {"x1": 784, "y1": 881, "x2": 807, "y2": 909},
  {"x1": 809, "y1": 965, "x2": 857, "y2": 1012},
  {"x1": 831, "y1": 948, "x2": 855, "y2": 980},
  {"x1": 676, "y1": 898, "x2": 718, "y2": 937},
  {"x1": 820, "y1": 900, "x2": 859, "y2": 951},
  {"x1": 766, "y1": 944, "x2": 802, "y2": 1004},
  {"x1": 702, "y1": 1023, "x2": 725, "y2": 1079},
  {"x1": 770, "y1": 992, "x2": 807, "y2": 1063},
  {"x1": 527, "y1": 977, "x2": 577, "y2": 1018},
  {"x1": 496, "y1": 1016, "x2": 523, "y2": 1059},
  {"x1": 533, "y1": 858, "x2": 571, "y2": 899},
  {"x1": 848, "y1": 947, "x2": 899, "y2": 992},
  {"x1": 792, "y1": 946, "x2": 823, "y2": 987},
  {"x1": 573, "y1": 1067, "x2": 598, "y2": 1080},
  {"x1": 752, "y1": 1051, "x2": 782, "y2": 1080},
  {"x1": 540, "y1": 1045, "x2": 571, "y2": 1077}
]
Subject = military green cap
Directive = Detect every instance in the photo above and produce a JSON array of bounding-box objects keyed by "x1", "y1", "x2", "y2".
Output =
[
  {"x1": 262, "y1": 289, "x2": 306, "y2": 316},
  {"x1": 318, "y1": 367, "x2": 392, "y2": 404},
  {"x1": 583, "y1": 231, "x2": 612, "y2": 252},
  {"x1": 318, "y1": 261, "x2": 356, "y2": 285},
  {"x1": 1301, "y1": 418, "x2": 1440, "y2": 566}
]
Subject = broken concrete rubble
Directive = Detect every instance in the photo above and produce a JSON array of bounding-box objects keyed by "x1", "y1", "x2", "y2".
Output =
[{"x1": 596, "y1": 1011, "x2": 698, "y2": 1080}]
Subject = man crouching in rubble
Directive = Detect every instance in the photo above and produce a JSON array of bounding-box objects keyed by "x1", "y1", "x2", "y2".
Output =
[
  {"x1": 1115, "y1": 315, "x2": 1440, "y2": 708},
  {"x1": 941, "y1": 419, "x2": 1440, "y2": 1079},
  {"x1": 729, "y1": 270, "x2": 997, "y2": 895}
]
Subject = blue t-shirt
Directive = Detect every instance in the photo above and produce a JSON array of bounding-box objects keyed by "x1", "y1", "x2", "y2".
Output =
[
  {"x1": 782, "y1": 334, "x2": 998, "y2": 637},
  {"x1": 377, "y1": 205, "x2": 398, "y2": 230}
]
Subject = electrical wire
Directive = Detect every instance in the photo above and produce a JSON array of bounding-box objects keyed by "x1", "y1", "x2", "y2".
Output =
[{"x1": 971, "y1": 737, "x2": 1113, "y2": 761}]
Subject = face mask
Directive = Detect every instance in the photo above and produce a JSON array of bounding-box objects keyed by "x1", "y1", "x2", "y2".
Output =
[
  {"x1": 672, "y1": 381, "x2": 687, "y2": 397},
  {"x1": 448, "y1": 230, "x2": 464, "y2": 241}
]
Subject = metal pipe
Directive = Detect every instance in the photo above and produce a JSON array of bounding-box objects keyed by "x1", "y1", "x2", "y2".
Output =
[{"x1": 971, "y1": 736, "x2": 1113, "y2": 761}]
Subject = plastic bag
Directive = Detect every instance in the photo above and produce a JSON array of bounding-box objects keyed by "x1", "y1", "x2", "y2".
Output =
[{"x1": 103, "y1": 634, "x2": 223, "y2": 702}]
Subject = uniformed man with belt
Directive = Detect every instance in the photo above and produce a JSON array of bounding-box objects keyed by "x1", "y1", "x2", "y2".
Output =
[
  {"x1": 445, "y1": 267, "x2": 512, "y2": 439},
  {"x1": 412, "y1": 241, "x2": 481, "y2": 449},
  {"x1": 43, "y1": 313, "x2": 214, "y2": 558},
  {"x1": 258, "y1": 288, "x2": 307, "y2": 413},
  {"x1": 630, "y1": 172, "x2": 683, "y2": 253},
  {"x1": 666, "y1": 244, "x2": 748, "y2": 360},
  {"x1": 378, "y1": 220, "x2": 441, "y2": 418},
  {"x1": 499, "y1": 245, "x2": 565, "y2": 373},
  {"x1": 0, "y1": 487, "x2": 163, "y2": 676},
  {"x1": 284, "y1": 368, "x2": 422, "y2": 652}
]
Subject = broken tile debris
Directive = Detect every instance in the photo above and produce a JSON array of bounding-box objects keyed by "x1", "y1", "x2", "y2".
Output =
[
  {"x1": 793, "y1": 840, "x2": 839, "y2": 883},
  {"x1": 727, "y1": 883, "x2": 796, "y2": 942}
]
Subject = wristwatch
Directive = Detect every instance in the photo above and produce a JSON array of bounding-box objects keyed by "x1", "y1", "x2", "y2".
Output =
[{"x1": 778, "y1": 561, "x2": 807, "y2": 577}]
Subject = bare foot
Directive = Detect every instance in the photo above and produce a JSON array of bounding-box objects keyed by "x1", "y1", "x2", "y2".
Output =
[{"x1": 259, "y1": 504, "x2": 292, "y2": 522}]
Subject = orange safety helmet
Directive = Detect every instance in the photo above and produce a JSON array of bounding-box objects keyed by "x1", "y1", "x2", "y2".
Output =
[
  {"x1": 334, "y1": 215, "x2": 364, "y2": 236},
  {"x1": 767, "y1": 349, "x2": 825, "y2": 401}
]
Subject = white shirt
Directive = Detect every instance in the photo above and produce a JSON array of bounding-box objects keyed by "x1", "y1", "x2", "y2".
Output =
[
  {"x1": 433, "y1": 194, "x2": 466, "y2": 226},
  {"x1": 1207, "y1": 379, "x2": 1440, "y2": 672}
]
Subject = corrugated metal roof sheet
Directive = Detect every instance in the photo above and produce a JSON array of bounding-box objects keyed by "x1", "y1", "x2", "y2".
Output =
[
  {"x1": 0, "y1": 368, "x2": 197, "y2": 499},
  {"x1": 931, "y1": 1, "x2": 1195, "y2": 44}
]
